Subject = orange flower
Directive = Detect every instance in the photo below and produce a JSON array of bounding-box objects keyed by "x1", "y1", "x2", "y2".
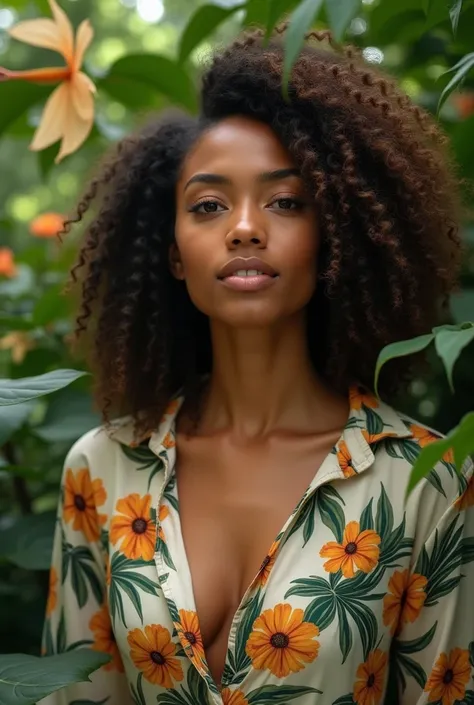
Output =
[
  {"x1": 162, "y1": 431, "x2": 176, "y2": 449},
  {"x1": 337, "y1": 440, "x2": 356, "y2": 478},
  {"x1": 89, "y1": 604, "x2": 124, "y2": 672},
  {"x1": 0, "y1": 331, "x2": 35, "y2": 364},
  {"x1": 177, "y1": 610, "x2": 205, "y2": 664},
  {"x1": 256, "y1": 541, "x2": 280, "y2": 587},
  {"x1": 453, "y1": 92, "x2": 474, "y2": 118},
  {"x1": 221, "y1": 688, "x2": 249, "y2": 705},
  {"x1": 46, "y1": 566, "x2": 58, "y2": 616},
  {"x1": 349, "y1": 386, "x2": 378, "y2": 411},
  {"x1": 245, "y1": 603, "x2": 320, "y2": 678},
  {"x1": 158, "y1": 504, "x2": 169, "y2": 543},
  {"x1": 410, "y1": 424, "x2": 454, "y2": 463},
  {"x1": 0, "y1": 0, "x2": 95, "y2": 163},
  {"x1": 63, "y1": 468, "x2": 107, "y2": 542},
  {"x1": 353, "y1": 649, "x2": 388, "y2": 705},
  {"x1": 0, "y1": 247, "x2": 17, "y2": 277},
  {"x1": 320, "y1": 521, "x2": 381, "y2": 579},
  {"x1": 383, "y1": 569, "x2": 427, "y2": 635},
  {"x1": 30, "y1": 212, "x2": 65, "y2": 238},
  {"x1": 455, "y1": 476, "x2": 474, "y2": 511},
  {"x1": 127, "y1": 624, "x2": 184, "y2": 687},
  {"x1": 361, "y1": 429, "x2": 394, "y2": 446},
  {"x1": 424, "y1": 648, "x2": 471, "y2": 705},
  {"x1": 110, "y1": 493, "x2": 157, "y2": 561}
]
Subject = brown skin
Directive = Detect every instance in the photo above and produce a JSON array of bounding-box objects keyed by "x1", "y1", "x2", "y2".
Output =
[{"x1": 172, "y1": 116, "x2": 349, "y2": 686}]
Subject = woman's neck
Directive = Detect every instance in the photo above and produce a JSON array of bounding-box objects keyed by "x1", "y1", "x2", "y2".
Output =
[{"x1": 192, "y1": 314, "x2": 348, "y2": 439}]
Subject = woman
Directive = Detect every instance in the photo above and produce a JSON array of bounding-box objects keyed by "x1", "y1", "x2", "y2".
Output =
[{"x1": 41, "y1": 26, "x2": 474, "y2": 705}]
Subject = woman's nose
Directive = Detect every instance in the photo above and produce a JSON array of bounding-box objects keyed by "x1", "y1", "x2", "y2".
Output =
[{"x1": 224, "y1": 206, "x2": 267, "y2": 250}]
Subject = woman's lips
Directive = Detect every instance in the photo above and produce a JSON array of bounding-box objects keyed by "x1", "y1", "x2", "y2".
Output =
[{"x1": 219, "y1": 273, "x2": 277, "y2": 292}]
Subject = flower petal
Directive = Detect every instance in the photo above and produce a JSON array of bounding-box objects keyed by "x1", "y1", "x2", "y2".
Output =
[
  {"x1": 55, "y1": 82, "x2": 94, "y2": 162},
  {"x1": 74, "y1": 19, "x2": 94, "y2": 71},
  {"x1": 30, "y1": 82, "x2": 68, "y2": 151},
  {"x1": 70, "y1": 71, "x2": 95, "y2": 120},
  {"x1": 48, "y1": 0, "x2": 74, "y2": 65},
  {"x1": 8, "y1": 19, "x2": 64, "y2": 54}
]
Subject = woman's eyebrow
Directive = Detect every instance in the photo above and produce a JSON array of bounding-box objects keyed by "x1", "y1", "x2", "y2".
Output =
[{"x1": 184, "y1": 167, "x2": 301, "y2": 192}]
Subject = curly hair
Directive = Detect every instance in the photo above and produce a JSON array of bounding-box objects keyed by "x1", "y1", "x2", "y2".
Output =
[{"x1": 66, "y1": 25, "x2": 465, "y2": 435}]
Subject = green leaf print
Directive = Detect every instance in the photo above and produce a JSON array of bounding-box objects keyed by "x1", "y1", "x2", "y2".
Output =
[
  {"x1": 359, "y1": 499, "x2": 374, "y2": 531},
  {"x1": 375, "y1": 484, "x2": 394, "y2": 541},
  {"x1": 336, "y1": 600, "x2": 352, "y2": 663},
  {"x1": 285, "y1": 576, "x2": 334, "y2": 599},
  {"x1": 416, "y1": 515, "x2": 472, "y2": 606},
  {"x1": 391, "y1": 623, "x2": 437, "y2": 693},
  {"x1": 331, "y1": 696, "x2": 355, "y2": 705},
  {"x1": 224, "y1": 590, "x2": 265, "y2": 685},
  {"x1": 316, "y1": 485, "x2": 346, "y2": 543},
  {"x1": 166, "y1": 597, "x2": 180, "y2": 624},
  {"x1": 378, "y1": 515, "x2": 413, "y2": 568},
  {"x1": 120, "y1": 443, "x2": 165, "y2": 491},
  {"x1": 62, "y1": 537, "x2": 104, "y2": 609},
  {"x1": 286, "y1": 493, "x2": 317, "y2": 547},
  {"x1": 57, "y1": 609, "x2": 66, "y2": 653},
  {"x1": 365, "y1": 406, "x2": 384, "y2": 437},
  {"x1": 246, "y1": 684, "x2": 323, "y2": 703},
  {"x1": 156, "y1": 535, "x2": 176, "y2": 571},
  {"x1": 157, "y1": 664, "x2": 209, "y2": 705},
  {"x1": 164, "y1": 474, "x2": 180, "y2": 513},
  {"x1": 108, "y1": 551, "x2": 160, "y2": 628},
  {"x1": 130, "y1": 672, "x2": 147, "y2": 705},
  {"x1": 338, "y1": 596, "x2": 378, "y2": 660},
  {"x1": 304, "y1": 594, "x2": 337, "y2": 632}
]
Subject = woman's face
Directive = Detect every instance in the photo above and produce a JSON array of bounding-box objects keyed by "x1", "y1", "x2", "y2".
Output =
[{"x1": 173, "y1": 116, "x2": 319, "y2": 328}]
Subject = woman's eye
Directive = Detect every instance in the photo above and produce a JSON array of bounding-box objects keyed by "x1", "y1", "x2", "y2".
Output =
[
  {"x1": 273, "y1": 198, "x2": 303, "y2": 210},
  {"x1": 191, "y1": 200, "x2": 223, "y2": 214}
]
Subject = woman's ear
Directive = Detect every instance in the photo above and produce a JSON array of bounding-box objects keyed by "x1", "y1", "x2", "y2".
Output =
[{"x1": 169, "y1": 243, "x2": 185, "y2": 280}]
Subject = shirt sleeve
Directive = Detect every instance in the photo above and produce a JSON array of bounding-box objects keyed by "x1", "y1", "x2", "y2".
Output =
[
  {"x1": 38, "y1": 439, "x2": 134, "y2": 705},
  {"x1": 393, "y1": 462, "x2": 474, "y2": 705}
]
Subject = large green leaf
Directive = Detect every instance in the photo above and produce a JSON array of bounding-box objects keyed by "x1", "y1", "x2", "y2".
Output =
[
  {"x1": 324, "y1": 0, "x2": 361, "y2": 41},
  {"x1": 179, "y1": 4, "x2": 244, "y2": 62},
  {"x1": 283, "y1": 0, "x2": 325, "y2": 97},
  {"x1": 0, "y1": 402, "x2": 34, "y2": 445},
  {"x1": 374, "y1": 333, "x2": 434, "y2": 396},
  {"x1": 406, "y1": 412, "x2": 474, "y2": 496},
  {"x1": 437, "y1": 52, "x2": 474, "y2": 114},
  {"x1": 264, "y1": 0, "x2": 301, "y2": 38},
  {"x1": 449, "y1": 0, "x2": 464, "y2": 35},
  {"x1": 0, "y1": 649, "x2": 111, "y2": 705},
  {"x1": 102, "y1": 55, "x2": 198, "y2": 113},
  {"x1": 0, "y1": 369, "x2": 88, "y2": 406},
  {"x1": 0, "y1": 83, "x2": 49, "y2": 139},
  {"x1": 434, "y1": 323, "x2": 474, "y2": 390},
  {"x1": 34, "y1": 389, "x2": 100, "y2": 443},
  {"x1": 0, "y1": 511, "x2": 55, "y2": 570}
]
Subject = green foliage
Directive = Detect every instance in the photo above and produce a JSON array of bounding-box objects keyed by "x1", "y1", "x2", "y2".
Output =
[
  {"x1": 0, "y1": 0, "x2": 474, "y2": 700},
  {"x1": 0, "y1": 650, "x2": 111, "y2": 705}
]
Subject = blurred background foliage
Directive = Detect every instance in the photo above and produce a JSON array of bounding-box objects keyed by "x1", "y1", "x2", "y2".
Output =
[{"x1": 0, "y1": 0, "x2": 474, "y2": 660}]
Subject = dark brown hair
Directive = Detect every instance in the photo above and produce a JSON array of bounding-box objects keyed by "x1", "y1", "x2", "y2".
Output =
[{"x1": 66, "y1": 26, "x2": 465, "y2": 435}]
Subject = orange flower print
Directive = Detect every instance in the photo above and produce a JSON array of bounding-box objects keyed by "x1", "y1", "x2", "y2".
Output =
[
  {"x1": 353, "y1": 649, "x2": 388, "y2": 705},
  {"x1": 177, "y1": 610, "x2": 205, "y2": 664},
  {"x1": 455, "y1": 476, "x2": 474, "y2": 511},
  {"x1": 245, "y1": 603, "x2": 320, "y2": 678},
  {"x1": 110, "y1": 493, "x2": 156, "y2": 561},
  {"x1": 46, "y1": 566, "x2": 58, "y2": 616},
  {"x1": 383, "y1": 569, "x2": 427, "y2": 635},
  {"x1": 320, "y1": 521, "x2": 381, "y2": 579},
  {"x1": 158, "y1": 504, "x2": 169, "y2": 542},
  {"x1": 410, "y1": 424, "x2": 454, "y2": 462},
  {"x1": 221, "y1": 688, "x2": 249, "y2": 705},
  {"x1": 362, "y1": 429, "x2": 394, "y2": 446},
  {"x1": 160, "y1": 398, "x2": 180, "y2": 422},
  {"x1": 162, "y1": 431, "x2": 176, "y2": 449},
  {"x1": 337, "y1": 440, "x2": 356, "y2": 478},
  {"x1": 424, "y1": 648, "x2": 471, "y2": 705},
  {"x1": 349, "y1": 386, "x2": 378, "y2": 411},
  {"x1": 63, "y1": 468, "x2": 107, "y2": 542},
  {"x1": 256, "y1": 541, "x2": 280, "y2": 587},
  {"x1": 127, "y1": 624, "x2": 184, "y2": 687},
  {"x1": 89, "y1": 604, "x2": 124, "y2": 672}
]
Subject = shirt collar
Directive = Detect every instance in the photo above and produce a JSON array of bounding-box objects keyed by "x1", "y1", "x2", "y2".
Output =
[{"x1": 106, "y1": 386, "x2": 413, "y2": 479}]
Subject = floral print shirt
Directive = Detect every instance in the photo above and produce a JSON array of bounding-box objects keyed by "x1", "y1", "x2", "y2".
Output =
[{"x1": 40, "y1": 388, "x2": 474, "y2": 705}]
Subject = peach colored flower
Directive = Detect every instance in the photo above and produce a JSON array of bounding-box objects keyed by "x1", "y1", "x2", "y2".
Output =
[
  {"x1": 30, "y1": 212, "x2": 65, "y2": 238},
  {"x1": 0, "y1": 247, "x2": 17, "y2": 277},
  {"x1": 0, "y1": 0, "x2": 95, "y2": 162}
]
